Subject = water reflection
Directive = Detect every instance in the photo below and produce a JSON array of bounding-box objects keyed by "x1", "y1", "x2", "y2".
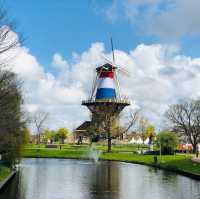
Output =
[
  {"x1": 88, "y1": 161, "x2": 120, "y2": 199},
  {"x1": 0, "y1": 159, "x2": 200, "y2": 199}
]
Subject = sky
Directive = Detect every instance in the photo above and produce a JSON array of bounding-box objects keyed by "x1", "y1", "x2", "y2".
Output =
[{"x1": 3, "y1": 0, "x2": 200, "y2": 131}]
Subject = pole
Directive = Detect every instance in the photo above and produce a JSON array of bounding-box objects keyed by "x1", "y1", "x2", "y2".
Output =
[{"x1": 160, "y1": 142, "x2": 162, "y2": 163}]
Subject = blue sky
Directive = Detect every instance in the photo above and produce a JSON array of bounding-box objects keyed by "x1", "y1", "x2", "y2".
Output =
[
  {"x1": 5, "y1": 0, "x2": 200, "y2": 64},
  {"x1": 5, "y1": 0, "x2": 200, "y2": 130},
  {"x1": 4, "y1": 0, "x2": 133, "y2": 67},
  {"x1": 4, "y1": 0, "x2": 195, "y2": 66},
  {"x1": 4, "y1": 0, "x2": 200, "y2": 67}
]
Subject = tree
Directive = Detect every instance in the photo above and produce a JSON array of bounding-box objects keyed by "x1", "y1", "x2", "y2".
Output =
[
  {"x1": 156, "y1": 131, "x2": 178, "y2": 154},
  {"x1": 0, "y1": 70, "x2": 25, "y2": 167},
  {"x1": 88, "y1": 107, "x2": 139, "y2": 152},
  {"x1": 137, "y1": 116, "x2": 149, "y2": 144},
  {"x1": 43, "y1": 129, "x2": 54, "y2": 144},
  {"x1": 118, "y1": 110, "x2": 139, "y2": 139},
  {"x1": 0, "y1": 7, "x2": 23, "y2": 66},
  {"x1": 145, "y1": 124, "x2": 155, "y2": 145},
  {"x1": 165, "y1": 99, "x2": 200, "y2": 153},
  {"x1": 56, "y1": 128, "x2": 70, "y2": 144},
  {"x1": 21, "y1": 128, "x2": 31, "y2": 144},
  {"x1": 0, "y1": 6, "x2": 24, "y2": 167},
  {"x1": 32, "y1": 110, "x2": 49, "y2": 144}
]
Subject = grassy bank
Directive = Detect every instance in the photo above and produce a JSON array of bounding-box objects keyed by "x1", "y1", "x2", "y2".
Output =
[
  {"x1": 23, "y1": 144, "x2": 200, "y2": 179},
  {"x1": 101, "y1": 153, "x2": 200, "y2": 177},
  {"x1": 0, "y1": 166, "x2": 11, "y2": 182}
]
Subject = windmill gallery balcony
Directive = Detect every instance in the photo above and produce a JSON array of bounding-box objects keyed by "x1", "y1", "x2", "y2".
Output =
[{"x1": 82, "y1": 97, "x2": 130, "y2": 106}]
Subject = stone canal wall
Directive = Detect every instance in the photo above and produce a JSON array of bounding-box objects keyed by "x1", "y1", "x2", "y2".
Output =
[{"x1": 0, "y1": 170, "x2": 16, "y2": 190}]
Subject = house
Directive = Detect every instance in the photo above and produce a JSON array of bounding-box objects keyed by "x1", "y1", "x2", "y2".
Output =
[{"x1": 74, "y1": 121, "x2": 91, "y2": 144}]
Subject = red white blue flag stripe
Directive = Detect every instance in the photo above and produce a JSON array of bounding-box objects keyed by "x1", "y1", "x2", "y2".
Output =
[{"x1": 96, "y1": 71, "x2": 116, "y2": 99}]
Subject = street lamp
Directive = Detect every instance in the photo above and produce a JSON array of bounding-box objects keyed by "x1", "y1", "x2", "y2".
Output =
[{"x1": 158, "y1": 140, "x2": 163, "y2": 163}]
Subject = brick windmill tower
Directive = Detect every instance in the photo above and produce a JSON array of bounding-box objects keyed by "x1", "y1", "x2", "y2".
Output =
[{"x1": 82, "y1": 39, "x2": 130, "y2": 151}]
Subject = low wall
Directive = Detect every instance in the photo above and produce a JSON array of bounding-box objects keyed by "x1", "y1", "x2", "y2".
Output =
[
  {"x1": 192, "y1": 157, "x2": 200, "y2": 164},
  {"x1": 0, "y1": 170, "x2": 16, "y2": 190}
]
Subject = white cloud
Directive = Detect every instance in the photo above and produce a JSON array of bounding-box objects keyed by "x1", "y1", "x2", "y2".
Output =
[
  {"x1": 8, "y1": 41, "x2": 200, "y2": 131},
  {"x1": 52, "y1": 53, "x2": 69, "y2": 70},
  {"x1": 104, "y1": 0, "x2": 200, "y2": 38}
]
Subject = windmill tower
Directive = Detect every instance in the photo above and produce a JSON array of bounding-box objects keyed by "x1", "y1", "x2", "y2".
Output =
[{"x1": 82, "y1": 39, "x2": 130, "y2": 151}]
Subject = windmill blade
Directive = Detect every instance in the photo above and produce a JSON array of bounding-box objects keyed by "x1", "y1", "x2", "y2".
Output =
[
  {"x1": 111, "y1": 37, "x2": 115, "y2": 64},
  {"x1": 117, "y1": 67, "x2": 130, "y2": 77},
  {"x1": 90, "y1": 65, "x2": 107, "y2": 100},
  {"x1": 101, "y1": 54, "x2": 130, "y2": 76},
  {"x1": 114, "y1": 69, "x2": 121, "y2": 100},
  {"x1": 101, "y1": 55, "x2": 114, "y2": 65},
  {"x1": 90, "y1": 68, "x2": 98, "y2": 100}
]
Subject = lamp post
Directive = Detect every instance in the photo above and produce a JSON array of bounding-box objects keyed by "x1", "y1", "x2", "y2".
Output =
[{"x1": 159, "y1": 141, "x2": 163, "y2": 163}]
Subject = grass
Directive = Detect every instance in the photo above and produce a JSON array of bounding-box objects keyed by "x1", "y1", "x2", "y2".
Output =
[
  {"x1": 24, "y1": 143, "x2": 148, "y2": 152},
  {"x1": 101, "y1": 153, "x2": 200, "y2": 176},
  {"x1": 23, "y1": 148, "x2": 87, "y2": 159},
  {"x1": 0, "y1": 166, "x2": 11, "y2": 182},
  {"x1": 23, "y1": 144, "x2": 200, "y2": 178}
]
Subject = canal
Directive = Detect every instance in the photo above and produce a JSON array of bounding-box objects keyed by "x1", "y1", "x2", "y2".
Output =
[{"x1": 0, "y1": 158, "x2": 200, "y2": 199}]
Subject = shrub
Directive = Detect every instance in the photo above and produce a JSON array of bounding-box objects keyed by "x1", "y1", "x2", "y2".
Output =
[{"x1": 156, "y1": 131, "x2": 178, "y2": 155}]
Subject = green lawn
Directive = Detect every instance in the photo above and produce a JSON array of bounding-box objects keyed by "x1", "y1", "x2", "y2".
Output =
[
  {"x1": 23, "y1": 144, "x2": 200, "y2": 178},
  {"x1": 24, "y1": 143, "x2": 148, "y2": 152},
  {"x1": 101, "y1": 153, "x2": 200, "y2": 176},
  {"x1": 0, "y1": 166, "x2": 11, "y2": 182}
]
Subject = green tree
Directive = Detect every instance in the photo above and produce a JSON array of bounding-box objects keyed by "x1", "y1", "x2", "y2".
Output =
[
  {"x1": 156, "y1": 131, "x2": 178, "y2": 154},
  {"x1": 145, "y1": 124, "x2": 155, "y2": 145},
  {"x1": 56, "y1": 128, "x2": 70, "y2": 144},
  {"x1": 22, "y1": 128, "x2": 31, "y2": 144},
  {"x1": 0, "y1": 71, "x2": 25, "y2": 167},
  {"x1": 0, "y1": 6, "x2": 24, "y2": 167},
  {"x1": 43, "y1": 129, "x2": 54, "y2": 144}
]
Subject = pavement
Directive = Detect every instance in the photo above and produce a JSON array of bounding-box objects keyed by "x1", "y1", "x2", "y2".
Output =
[{"x1": 192, "y1": 156, "x2": 200, "y2": 163}]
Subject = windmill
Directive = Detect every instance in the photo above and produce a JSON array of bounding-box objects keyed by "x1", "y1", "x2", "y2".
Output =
[
  {"x1": 89, "y1": 38, "x2": 129, "y2": 101},
  {"x1": 81, "y1": 38, "x2": 130, "y2": 152}
]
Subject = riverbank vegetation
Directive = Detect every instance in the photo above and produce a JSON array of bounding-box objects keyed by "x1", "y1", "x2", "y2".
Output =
[
  {"x1": 0, "y1": 167, "x2": 11, "y2": 182},
  {"x1": 0, "y1": 6, "x2": 26, "y2": 180},
  {"x1": 23, "y1": 144, "x2": 200, "y2": 178}
]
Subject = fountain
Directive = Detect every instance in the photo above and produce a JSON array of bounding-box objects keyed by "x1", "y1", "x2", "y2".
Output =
[{"x1": 88, "y1": 143, "x2": 102, "y2": 163}]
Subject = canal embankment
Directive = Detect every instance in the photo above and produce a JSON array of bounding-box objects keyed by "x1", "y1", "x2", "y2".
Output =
[
  {"x1": 23, "y1": 147, "x2": 200, "y2": 180},
  {"x1": 0, "y1": 168, "x2": 16, "y2": 191}
]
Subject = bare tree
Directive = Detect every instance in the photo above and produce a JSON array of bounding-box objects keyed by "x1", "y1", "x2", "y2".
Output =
[
  {"x1": 119, "y1": 110, "x2": 140, "y2": 139},
  {"x1": 88, "y1": 104, "x2": 123, "y2": 152},
  {"x1": 88, "y1": 107, "x2": 138, "y2": 152},
  {"x1": 32, "y1": 110, "x2": 49, "y2": 144},
  {"x1": 137, "y1": 116, "x2": 149, "y2": 144},
  {"x1": 165, "y1": 100, "x2": 200, "y2": 153},
  {"x1": 0, "y1": 7, "x2": 23, "y2": 67}
]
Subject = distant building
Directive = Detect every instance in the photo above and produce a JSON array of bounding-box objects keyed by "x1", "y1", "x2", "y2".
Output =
[{"x1": 74, "y1": 121, "x2": 91, "y2": 144}]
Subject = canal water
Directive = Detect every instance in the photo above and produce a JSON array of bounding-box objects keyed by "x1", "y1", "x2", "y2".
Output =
[{"x1": 0, "y1": 158, "x2": 200, "y2": 199}]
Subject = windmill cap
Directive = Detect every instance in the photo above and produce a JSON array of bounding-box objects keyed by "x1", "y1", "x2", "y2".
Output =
[{"x1": 96, "y1": 63, "x2": 117, "y2": 72}]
